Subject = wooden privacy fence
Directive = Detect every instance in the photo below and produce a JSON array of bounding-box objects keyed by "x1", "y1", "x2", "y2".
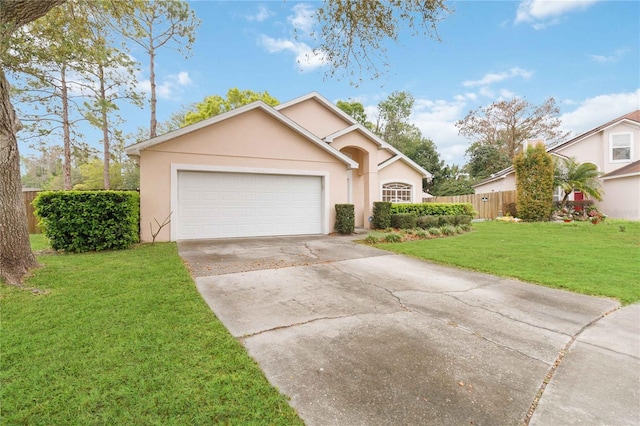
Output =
[
  {"x1": 424, "y1": 190, "x2": 517, "y2": 219},
  {"x1": 23, "y1": 190, "x2": 41, "y2": 234}
]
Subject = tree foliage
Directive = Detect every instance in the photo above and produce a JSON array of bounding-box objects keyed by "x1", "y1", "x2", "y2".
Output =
[
  {"x1": 554, "y1": 157, "x2": 603, "y2": 209},
  {"x1": 457, "y1": 97, "x2": 570, "y2": 165},
  {"x1": 313, "y1": 0, "x2": 449, "y2": 83},
  {"x1": 182, "y1": 88, "x2": 279, "y2": 126},
  {"x1": 336, "y1": 99, "x2": 373, "y2": 129},
  {"x1": 514, "y1": 142, "x2": 554, "y2": 221},
  {"x1": 466, "y1": 142, "x2": 511, "y2": 180}
]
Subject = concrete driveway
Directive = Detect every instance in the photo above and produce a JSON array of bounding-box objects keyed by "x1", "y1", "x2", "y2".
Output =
[{"x1": 178, "y1": 234, "x2": 640, "y2": 425}]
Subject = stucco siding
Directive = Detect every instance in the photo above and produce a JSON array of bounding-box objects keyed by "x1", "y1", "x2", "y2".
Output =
[
  {"x1": 278, "y1": 98, "x2": 351, "y2": 139},
  {"x1": 600, "y1": 176, "x2": 640, "y2": 220},
  {"x1": 474, "y1": 173, "x2": 517, "y2": 193},
  {"x1": 138, "y1": 109, "x2": 351, "y2": 241},
  {"x1": 378, "y1": 160, "x2": 425, "y2": 203}
]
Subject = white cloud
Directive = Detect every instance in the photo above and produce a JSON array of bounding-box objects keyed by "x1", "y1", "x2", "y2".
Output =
[
  {"x1": 137, "y1": 71, "x2": 192, "y2": 100},
  {"x1": 463, "y1": 67, "x2": 533, "y2": 87},
  {"x1": 515, "y1": 0, "x2": 599, "y2": 27},
  {"x1": 258, "y1": 35, "x2": 327, "y2": 71},
  {"x1": 588, "y1": 48, "x2": 629, "y2": 63},
  {"x1": 560, "y1": 89, "x2": 640, "y2": 136},
  {"x1": 287, "y1": 3, "x2": 316, "y2": 35},
  {"x1": 245, "y1": 5, "x2": 274, "y2": 22}
]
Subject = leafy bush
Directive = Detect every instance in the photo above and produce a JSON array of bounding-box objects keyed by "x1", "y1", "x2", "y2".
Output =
[
  {"x1": 440, "y1": 225, "x2": 456, "y2": 236},
  {"x1": 452, "y1": 214, "x2": 472, "y2": 226},
  {"x1": 461, "y1": 224, "x2": 473, "y2": 232},
  {"x1": 427, "y1": 227, "x2": 441, "y2": 236},
  {"x1": 390, "y1": 213, "x2": 417, "y2": 229},
  {"x1": 391, "y1": 203, "x2": 474, "y2": 217},
  {"x1": 417, "y1": 215, "x2": 439, "y2": 229},
  {"x1": 437, "y1": 215, "x2": 450, "y2": 226},
  {"x1": 514, "y1": 143, "x2": 554, "y2": 221},
  {"x1": 372, "y1": 202, "x2": 392, "y2": 229},
  {"x1": 365, "y1": 234, "x2": 379, "y2": 244},
  {"x1": 33, "y1": 191, "x2": 140, "y2": 252},
  {"x1": 384, "y1": 232, "x2": 402, "y2": 243},
  {"x1": 502, "y1": 202, "x2": 518, "y2": 218},
  {"x1": 455, "y1": 226, "x2": 465, "y2": 234},
  {"x1": 415, "y1": 229, "x2": 428, "y2": 239},
  {"x1": 335, "y1": 204, "x2": 355, "y2": 234}
]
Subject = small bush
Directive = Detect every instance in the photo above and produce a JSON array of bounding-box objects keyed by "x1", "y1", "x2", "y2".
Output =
[
  {"x1": 440, "y1": 225, "x2": 456, "y2": 236},
  {"x1": 415, "y1": 229, "x2": 428, "y2": 239},
  {"x1": 455, "y1": 226, "x2": 464, "y2": 234},
  {"x1": 372, "y1": 202, "x2": 392, "y2": 229},
  {"x1": 428, "y1": 227, "x2": 441, "y2": 236},
  {"x1": 390, "y1": 213, "x2": 417, "y2": 229},
  {"x1": 384, "y1": 232, "x2": 402, "y2": 243},
  {"x1": 391, "y1": 202, "x2": 474, "y2": 217},
  {"x1": 503, "y1": 202, "x2": 518, "y2": 218},
  {"x1": 365, "y1": 234, "x2": 379, "y2": 244},
  {"x1": 461, "y1": 224, "x2": 473, "y2": 232},
  {"x1": 438, "y1": 215, "x2": 450, "y2": 226},
  {"x1": 452, "y1": 214, "x2": 472, "y2": 226},
  {"x1": 417, "y1": 215, "x2": 439, "y2": 229},
  {"x1": 33, "y1": 190, "x2": 139, "y2": 252},
  {"x1": 335, "y1": 204, "x2": 355, "y2": 234}
]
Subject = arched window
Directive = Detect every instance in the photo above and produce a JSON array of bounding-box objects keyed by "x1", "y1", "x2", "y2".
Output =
[{"x1": 382, "y1": 182, "x2": 412, "y2": 203}]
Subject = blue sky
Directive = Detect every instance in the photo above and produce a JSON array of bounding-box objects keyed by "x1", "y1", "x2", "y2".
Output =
[{"x1": 18, "y1": 0, "x2": 640, "y2": 166}]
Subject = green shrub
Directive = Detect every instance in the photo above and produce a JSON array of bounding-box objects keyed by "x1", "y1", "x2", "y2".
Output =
[
  {"x1": 514, "y1": 142, "x2": 554, "y2": 221},
  {"x1": 461, "y1": 224, "x2": 473, "y2": 232},
  {"x1": 365, "y1": 234, "x2": 379, "y2": 244},
  {"x1": 384, "y1": 232, "x2": 402, "y2": 243},
  {"x1": 503, "y1": 202, "x2": 518, "y2": 217},
  {"x1": 33, "y1": 191, "x2": 139, "y2": 252},
  {"x1": 455, "y1": 226, "x2": 464, "y2": 234},
  {"x1": 335, "y1": 204, "x2": 355, "y2": 234},
  {"x1": 372, "y1": 201, "x2": 392, "y2": 229},
  {"x1": 415, "y1": 229, "x2": 428, "y2": 239},
  {"x1": 391, "y1": 203, "x2": 474, "y2": 217},
  {"x1": 427, "y1": 227, "x2": 441, "y2": 236},
  {"x1": 440, "y1": 225, "x2": 456, "y2": 236},
  {"x1": 447, "y1": 214, "x2": 471, "y2": 226},
  {"x1": 390, "y1": 213, "x2": 417, "y2": 229},
  {"x1": 417, "y1": 215, "x2": 439, "y2": 229}
]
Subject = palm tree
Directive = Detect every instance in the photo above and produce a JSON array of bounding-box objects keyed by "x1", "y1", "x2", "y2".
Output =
[{"x1": 554, "y1": 157, "x2": 603, "y2": 210}]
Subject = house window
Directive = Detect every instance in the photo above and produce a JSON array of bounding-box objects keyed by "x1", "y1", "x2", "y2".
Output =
[
  {"x1": 382, "y1": 182, "x2": 412, "y2": 203},
  {"x1": 610, "y1": 133, "x2": 632, "y2": 162}
]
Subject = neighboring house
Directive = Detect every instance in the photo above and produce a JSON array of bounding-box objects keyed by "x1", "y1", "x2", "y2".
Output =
[
  {"x1": 473, "y1": 111, "x2": 640, "y2": 220},
  {"x1": 125, "y1": 92, "x2": 430, "y2": 241}
]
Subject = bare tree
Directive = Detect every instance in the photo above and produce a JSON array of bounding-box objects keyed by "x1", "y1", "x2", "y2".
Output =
[
  {"x1": 456, "y1": 97, "x2": 570, "y2": 161},
  {"x1": 1, "y1": 0, "x2": 66, "y2": 285}
]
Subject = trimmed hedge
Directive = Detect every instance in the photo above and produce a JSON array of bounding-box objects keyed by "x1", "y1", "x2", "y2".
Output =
[
  {"x1": 372, "y1": 201, "x2": 392, "y2": 229},
  {"x1": 33, "y1": 191, "x2": 140, "y2": 252},
  {"x1": 390, "y1": 213, "x2": 417, "y2": 230},
  {"x1": 416, "y1": 214, "x2": 472, "y2": 229},
  {"x1": 335, "y1": 204, "x2": 355, "y2": 234},
  {"x1": 391, "y1": 203, "x2": 474, "y2": 217}
]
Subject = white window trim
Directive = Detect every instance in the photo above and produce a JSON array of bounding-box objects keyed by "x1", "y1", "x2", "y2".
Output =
[
  {"x1": 609, "y1": 132, "x2": 633, "y2": 163},
  {"x1": 381, "y1": 182, "x2": 413, "y2": 203}
]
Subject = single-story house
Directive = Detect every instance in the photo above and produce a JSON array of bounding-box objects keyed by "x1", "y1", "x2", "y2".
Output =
[
  {"x1": 473, "y1": 111, "x2": 640, "y2": 220},
  {"x1": 125, "y1": 92, "x2": 431, "y2": 241}
]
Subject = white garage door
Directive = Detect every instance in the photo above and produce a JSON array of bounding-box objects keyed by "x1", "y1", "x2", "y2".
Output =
[{"x1": 177, "y1": 171, "x2": 323, "y2": 239}]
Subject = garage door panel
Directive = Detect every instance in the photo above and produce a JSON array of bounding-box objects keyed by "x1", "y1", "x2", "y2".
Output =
[{"x1": 177, "y1": 171, "x2": 322, "y2": 239}]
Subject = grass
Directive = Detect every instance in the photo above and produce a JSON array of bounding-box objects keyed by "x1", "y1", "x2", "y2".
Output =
[
  {"x1": 376, "y1": 220, "x2": 640, "y2": 305},
  {"x1": 1, "y1": 240, "x2": 303, "y2": 425}
]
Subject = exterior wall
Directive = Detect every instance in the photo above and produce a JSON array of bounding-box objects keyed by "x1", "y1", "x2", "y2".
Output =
[
  {"x1": 138, "y1": 108, "x2": 350, "y2": 241},
  {"x1": 555, "y1": 122, "x2": 640, "y2": 174},
  {"x1": 278, "y1": 98, "x2": 352, "y2": 139},
  {"x1": 378, "y1": 160, "x2": 425, "y2": 203},
  {"x1": 600, "y1": 176, "x2": 640, "y2": 220},
  {"x1": 474, "y1": 173, "x2": 516, "y2": 193}
]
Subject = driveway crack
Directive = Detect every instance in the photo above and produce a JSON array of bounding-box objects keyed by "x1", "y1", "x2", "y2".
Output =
[
  {"x1": 239, "y1": 314, "x2": 353, "y2": 339},
  {"x1": 522, "y1": 306, "x2": 621, "y2": 425}
]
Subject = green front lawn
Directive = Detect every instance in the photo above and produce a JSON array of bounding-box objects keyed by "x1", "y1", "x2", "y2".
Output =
[
  {"x1": 376, "y1": 220, "x2": 640, "y2": 304},
  {"x1": 1, "y1": 242, "x2": 302, "y2": 425}
]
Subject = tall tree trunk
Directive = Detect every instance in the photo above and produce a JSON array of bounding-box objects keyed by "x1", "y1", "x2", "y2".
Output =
[
  {"x1": 1, "y1": 0, "x2": 66, "y2": 285},
  {"x1": 61, "y1": 64, "x2": 72, "y2": 190},
  {"x1": 149, "y1": 42, "x2": 157, "y2": 138},
  {"x1": 99, "y1": 64, "x2": 110, "y2": 190},
  {"x1": 0, "y1": 68, "x2": 38, "y2": 285}
]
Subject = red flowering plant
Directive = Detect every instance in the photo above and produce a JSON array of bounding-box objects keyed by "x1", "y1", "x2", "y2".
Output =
[{"x1": 587, "y1": 207, "x2": 606, "y2": 225}]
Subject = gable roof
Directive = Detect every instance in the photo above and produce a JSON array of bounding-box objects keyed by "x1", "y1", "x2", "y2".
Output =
[
  {"x1": 473, "y1": 110, "x2": 640, "y2": 188},
  {"x1": 549, "y1": 110, "x2": 640, "y2": 153},
  {"x1": 291, "y1": 93, "x2": 431, "y2": 179},
  {"x1": 124, "y1": 100, "x2": 358, "y2": 169},
  {"x1": 602, "y1": 159, "x2": 640, "y2": 180}
]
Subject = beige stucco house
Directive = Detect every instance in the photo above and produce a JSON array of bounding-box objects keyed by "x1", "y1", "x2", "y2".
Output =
[
  {"x1": 473, "y1": 111, "x2": 640, "y2": 220},
  {"x1": 125, "y1": 92, "x2": 430, "y2": 241}
]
